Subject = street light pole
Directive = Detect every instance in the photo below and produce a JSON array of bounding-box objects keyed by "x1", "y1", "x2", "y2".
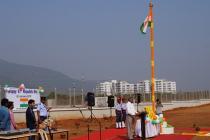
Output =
[
  {"x1": 81, "y1": 89, "x2": 84, "y2": 105},
  {"x1": 81, "y1": 75, "x2": 85, "y2": 106},
  {"x1": 73, "y1": 86, "x2": 76, "y2": 107},
  {"x1": 54, "y1": 88, "x2": 57, "y2": 106},
  {"x1": 69, "y1": 88, "x2": 71, "y2": 107}
]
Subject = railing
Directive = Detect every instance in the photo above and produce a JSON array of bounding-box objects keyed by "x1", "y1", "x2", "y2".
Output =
[
  {"x1": 45, "y1": 89, "x2": 210, "y2": 107},
  {"x1": 0, "y1": 86, "x2": 209, "y2": 107}
]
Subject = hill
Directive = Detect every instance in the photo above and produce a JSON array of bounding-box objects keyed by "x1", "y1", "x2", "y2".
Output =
[{"x1": 0, "y1": 59, "x2": 96, "y2": 92}]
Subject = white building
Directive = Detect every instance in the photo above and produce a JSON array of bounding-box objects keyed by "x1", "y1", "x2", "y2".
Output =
[
  {"x1": 116, "y1": 81, "x2": 134, "y2": 94},
  {"x1": 96, "y1": 80, "x2": 135, "y2": 95},
  {"x1": 135, "y1": 79, "x2": 176, "y2": 93},
  {"x1": 96, "y1": 81, "x2": 112, "y2": 96},
  {"x1": 164, "y1": 81, "x2": 176, "y2": 93},
  {"x1": 96, "y1": 79, "x2": 176, "y2": 95}
]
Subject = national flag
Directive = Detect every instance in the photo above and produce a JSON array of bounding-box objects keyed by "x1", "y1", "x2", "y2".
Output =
[{"x1": 140, "y1": 15, "x2": 152, "y2": 34}]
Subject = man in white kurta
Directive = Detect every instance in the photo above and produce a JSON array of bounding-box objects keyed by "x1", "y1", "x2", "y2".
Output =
[{"x1": 126, "y1": 97, "x2": 137, "y2": 140}]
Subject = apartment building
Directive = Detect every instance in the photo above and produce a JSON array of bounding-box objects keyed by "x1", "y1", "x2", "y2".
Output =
[
  {"x1": 135, "y1": 79, "x2": 176, "y2": 93},
  {"x1": 96, "y1": 79, "x2": 176, "y2": 95},
  {"x1": 96, "y1": 80, "x2": 134, "y2": 95}
]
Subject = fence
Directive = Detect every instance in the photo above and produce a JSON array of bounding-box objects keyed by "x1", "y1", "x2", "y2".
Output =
[
  {"x1": 0, "y1": 86, "x2": 209, "y2": 107},
  {"x1": 47, "y1": 89, "x2": 210, "y2": 107}
]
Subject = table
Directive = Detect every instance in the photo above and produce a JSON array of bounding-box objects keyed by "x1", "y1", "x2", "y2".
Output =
[
  {"x1": 135, "y1": 119, "x2": 160, "y2": 138},
  {"x1": 0, "y1": 132, "x2": 37, "y2": 140},
  {"x1": 45, "y1": 129, "x2": 69, "y2": 140},
  {"x1": 0, "y1": 129, "x2": 69, "y2": 140}
]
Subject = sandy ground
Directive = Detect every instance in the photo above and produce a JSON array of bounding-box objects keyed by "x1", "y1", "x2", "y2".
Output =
[
  {"x1": 164, "y1": 103, "x2": 210, "y2": 129},
  {"x1": 16, "y1": 103, "x2": 210, "y2": 140}
]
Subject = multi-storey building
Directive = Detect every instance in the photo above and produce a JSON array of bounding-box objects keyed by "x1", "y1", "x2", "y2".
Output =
[
  {"x1": 116, "y1": 81, "x2": 134, "y2": 94},
  {"x1": 96, "y1": 79, "x2": 176, "y2": 95},
  {"x1": 96, "y1": 80, "x2": 134, "y2": 95},
  {"x1": 135, "y1": 79, "x2": 176, "y2": 93},
  {"x1": 96, "y1": 81, "x2": 112, "y2": 95}
]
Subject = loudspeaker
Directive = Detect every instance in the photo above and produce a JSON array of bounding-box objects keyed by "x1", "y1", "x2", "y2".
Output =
[
  {"x1": 87, "y1": 92, "x2": 95, "y2": 106},
  {"x1": 137, "y1": 94, "x2": 141, "y2": 104},
  {"x1": 108, "y1": 95, "x2": 115, "y2": 107}
]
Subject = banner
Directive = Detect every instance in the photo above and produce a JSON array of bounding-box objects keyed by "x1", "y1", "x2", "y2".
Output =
[
  {"x1": 95, "y1": 97, "x2": 108, "y2": 107},
  {"x1": 4, "y1": 86, "x2": 41, "y2": 110}
]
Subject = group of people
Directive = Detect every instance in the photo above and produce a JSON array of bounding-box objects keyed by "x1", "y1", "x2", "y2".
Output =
[
  {"x1": 114, "y1": 97, "x2": 138, "y2": 139},
  {"x1": 0, "y1": 98, "x2": 15, "y2": 131},
  {"x1": 115, "y1": 97, "x2": 163, "y2": 140},
  {"x1": 0, "y1": 97, "x2": 51, "y2": 140},
  {"x1": 0, "y1": 95, "x2": 163, "y2": 140},
  {"x1": 114, "y1": 97, "x2": 127, "y2": 129}
]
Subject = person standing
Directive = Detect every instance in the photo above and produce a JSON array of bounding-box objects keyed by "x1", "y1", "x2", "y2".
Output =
[
  {"x1": 37, "y1": 97, "x2": 51, "y2": 124},
  {"x1": 115, "y1": 97, "x2": 122, "y2": 129},
  {"x1": 121, "y1": 97, "x2": 127, "y2": 128},
  {"x1": 0, "y1": 98, "x2": 11, "y2": 131},
  {"x1": 156, "y1": 99, "x2": 163, "y2": 116},
  {"x1": 126, "y1": 97, "x2": 138, "y2": 140},
  {"x1": 8, "y1": 101, "x2": 17, "y2": 130},
  {"x1": 26, "y1": 99, "x2": 36, "y2": 140}
]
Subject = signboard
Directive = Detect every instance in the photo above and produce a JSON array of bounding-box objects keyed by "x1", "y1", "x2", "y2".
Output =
[
  {"x1": 95, "y1": 97, "x2": 108, "y2": 107},
  {"x1": 4, "y1": 85, "x2": 41, "y2": 110}
]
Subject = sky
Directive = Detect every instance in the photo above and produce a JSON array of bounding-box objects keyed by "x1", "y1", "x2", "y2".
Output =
[{"x1": 0, "y1": 0, "x2": 210, "y2": 90}]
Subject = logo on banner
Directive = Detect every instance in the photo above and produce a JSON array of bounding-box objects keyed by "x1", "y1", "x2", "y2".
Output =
[{"x1": 19, "y1": 83, "x2": 25, "y2": 91}]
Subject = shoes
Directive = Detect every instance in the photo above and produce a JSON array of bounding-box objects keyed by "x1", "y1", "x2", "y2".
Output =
[{"x1": 116, "y1": 122, "x2": 122, "y2": 129}]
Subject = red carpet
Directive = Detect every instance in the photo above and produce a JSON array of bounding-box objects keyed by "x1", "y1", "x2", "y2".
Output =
[
  {"x1": 71, "y1": 128, "x2": 195, "y2": 140},
  {"x1": 71, "y1": 129, "x2": 127, "y2": 140}
]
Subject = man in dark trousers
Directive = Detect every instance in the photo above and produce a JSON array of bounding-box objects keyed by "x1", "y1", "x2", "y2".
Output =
[
  {"x1": 115, "y1": 97, "x2": 122, "y2": 128},
  {"x1": 37, "y1": 97, "x2": 51, "y2": 124},
  {"x1": 26, "y1": 99, "x2": 36, "y2": 140}
]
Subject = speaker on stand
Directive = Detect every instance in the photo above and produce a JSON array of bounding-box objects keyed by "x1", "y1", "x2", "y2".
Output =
[
  {"x1": 87, "y1": 92, "x2": 95, "y2": 119},
  {"x1": 107, "y1": 95, "x2": 115, "y2": 118},
  {"x1": 86, "y1": 92, "x2": 101, "y2": 140}
]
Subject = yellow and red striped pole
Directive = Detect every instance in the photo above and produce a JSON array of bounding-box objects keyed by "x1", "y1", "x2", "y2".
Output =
[{"x1": 149, "y1": 0, "x2": 156, "y2": 113}]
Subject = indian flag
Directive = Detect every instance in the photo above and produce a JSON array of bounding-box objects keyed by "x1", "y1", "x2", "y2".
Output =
[
  {"x1": 140, "y1": 15, "x2": 152, "y2": 34},
  {"x1": 20, "y1": 98, "x2": 28, "y2": 108}
]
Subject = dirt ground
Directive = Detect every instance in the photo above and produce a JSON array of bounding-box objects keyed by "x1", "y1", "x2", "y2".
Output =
[
  {"x1": 164, "y1": 103, "x2": 210, "y2": 129},
  {"x1": 17, "y1": 103, "x2": 210, "y2": 139}
]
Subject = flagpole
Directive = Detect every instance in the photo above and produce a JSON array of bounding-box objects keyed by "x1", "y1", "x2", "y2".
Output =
[{"x1": 149, "y1": 0, "x2": 156, "y2": 113}]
